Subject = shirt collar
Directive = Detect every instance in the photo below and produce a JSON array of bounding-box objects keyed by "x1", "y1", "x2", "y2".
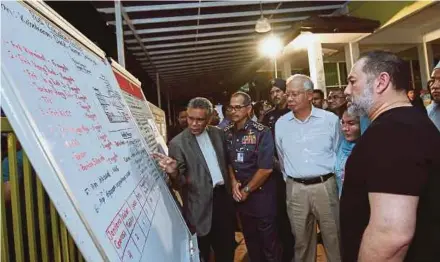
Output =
[
  {"x1": 194, "y1": 127, "x2": 208, "y2": 138},
  {"x1": 288, "y1": 106, "x2": 323, "y2": 122}
]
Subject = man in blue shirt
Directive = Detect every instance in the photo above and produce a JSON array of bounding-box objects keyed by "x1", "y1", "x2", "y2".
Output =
[
  {"x1": 275, "y1": 75, "x2": 341, "y2": 262},
  {"x1": 224, "y1": 91, "x2": 281, "y2": 262}
]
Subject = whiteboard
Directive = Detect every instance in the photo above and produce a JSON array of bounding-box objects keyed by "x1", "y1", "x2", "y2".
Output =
[{"x1": 0, "y1": 1, "x2": 194, "y2": 261}]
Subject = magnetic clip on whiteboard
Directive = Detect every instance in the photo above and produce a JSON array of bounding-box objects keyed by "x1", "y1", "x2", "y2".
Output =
[{"x1": 105, "y1": 55, "x2": 113, "y2": 65}]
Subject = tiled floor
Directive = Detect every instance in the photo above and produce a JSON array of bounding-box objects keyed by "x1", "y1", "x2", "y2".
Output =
[{"x1": 233, "y1": 232, "x2": 327, "y2": 262}]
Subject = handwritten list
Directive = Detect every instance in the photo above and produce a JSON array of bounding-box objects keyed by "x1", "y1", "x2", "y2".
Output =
[{"x1": 1, "y1": 2, "x2": 170, "y2": 261}]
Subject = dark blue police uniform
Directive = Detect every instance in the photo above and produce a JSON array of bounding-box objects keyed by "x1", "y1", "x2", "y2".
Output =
[{"x1": 224, "y1": 120, "x2": 281, "y2": 262}]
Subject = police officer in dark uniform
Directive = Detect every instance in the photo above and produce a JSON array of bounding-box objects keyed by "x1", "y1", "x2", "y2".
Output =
[
  {"x1": 224, "y1": 91, "x2": 281, "y2": 262},
  {"x1": 262, "y1": 78, "x2": 295, "y2": 262}
]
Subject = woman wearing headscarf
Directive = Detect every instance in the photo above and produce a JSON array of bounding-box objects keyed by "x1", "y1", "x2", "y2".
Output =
[{"x1": 335, "y1": 110, "x2": 369, "y2": 197}]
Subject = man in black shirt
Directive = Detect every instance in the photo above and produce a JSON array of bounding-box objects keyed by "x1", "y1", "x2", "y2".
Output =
[
  {"x1": 341, "y1": 50, "x2": 440, "y2": 262},
  {"x1": 262, "y1": 78, "x2": 290, "y2": 131},
  {"x1": 262, "y1": 78, "x2": 295, "y2": 262}
]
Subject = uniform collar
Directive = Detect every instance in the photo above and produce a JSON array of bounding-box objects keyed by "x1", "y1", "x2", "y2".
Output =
[
  {"x1": 234, "y1": 118, "x2": 252, "y2": 131},
  {"x1": 288, "y1": 106, "x2": 323, "y2": 122}
]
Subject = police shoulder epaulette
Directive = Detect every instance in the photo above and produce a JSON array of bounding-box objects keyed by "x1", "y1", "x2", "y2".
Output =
[
  {"x1": 252, "y1": 121, "x2": 265, "y2": 131},
  {"x1": 223, "y1": 123, "x2": 234, "y2": 132}
]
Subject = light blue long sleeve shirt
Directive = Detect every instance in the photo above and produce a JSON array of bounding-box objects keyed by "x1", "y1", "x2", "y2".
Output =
[{"x1": 275, "y1": 107, "x2": 340, "y2": 179}]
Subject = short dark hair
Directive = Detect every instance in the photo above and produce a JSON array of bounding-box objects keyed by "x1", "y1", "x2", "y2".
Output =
[
  {"x1": 360, "y1": 50, "x2": 410, "y2": 91},
  {"x1": 231, "y1": 91, "x2": 252, "y2": 106},
  {"x1": 313, "y1": 89, "x2": 324, "y2": 99}
]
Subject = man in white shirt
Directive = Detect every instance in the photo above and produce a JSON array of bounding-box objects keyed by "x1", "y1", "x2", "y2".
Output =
[
  {"x1": 154, "y1": 97, "x2": 235, "y2": 262},
  {"x1": 275, "y1": 74, "x2": 341, "y2": 262}
]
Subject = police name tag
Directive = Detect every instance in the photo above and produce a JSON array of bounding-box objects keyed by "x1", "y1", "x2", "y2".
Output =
[{"x1": 236, "y1": 152, "x2": 244, "y2": 163}]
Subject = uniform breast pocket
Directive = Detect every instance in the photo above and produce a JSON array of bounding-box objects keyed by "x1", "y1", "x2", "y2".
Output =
[{"x1": 244, "y1": 145, "x2": 258, "y2": 162}]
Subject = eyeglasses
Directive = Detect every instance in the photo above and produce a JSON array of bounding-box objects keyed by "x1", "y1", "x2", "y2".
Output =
[
  {"x1": 226, "y1": 104, "x2": 250, "y2": 112},
  {"x1": 284, "y1": 92, "x2": 305, "y2": 98}
]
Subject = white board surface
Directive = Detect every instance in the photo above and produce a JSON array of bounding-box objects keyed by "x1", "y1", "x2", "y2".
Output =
[{"x1": 0, "y1": 1, "x2": 193, "y2": 261}]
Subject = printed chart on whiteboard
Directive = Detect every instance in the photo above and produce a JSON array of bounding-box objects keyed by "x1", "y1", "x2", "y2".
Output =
[
  {"x1": 1, "y1": 2, "x2": 190, "y2": 261},
  {"x1": 113, "y1": 71, "x2": 158, "y2": 153}
]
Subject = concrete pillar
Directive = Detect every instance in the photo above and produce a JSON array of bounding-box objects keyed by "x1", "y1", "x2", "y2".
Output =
[
  {"x1": 114, "y1": 0, "x2": 125, "y2": 68},
  {"x1": 417, "y1": 42, "x2": 433, "y2": 89},
  {"x1": 283, "y1": 61, "x2": 291, "y2": 79},
  {"x1": 409, "y1": 60, "x2": 416, "y2": 90},
  {"x1": 307, "y1": 37, "x2": 326, "y2": 96},
  {"x1": 167, "y1": 91, "x2": 172, "y2": 126},
  {"x1": 156, "y1": 73, "x2": 162, "y2": 108},
  {"x1": 427, "y1": 43, "x2": 434, "y2": 72},
  {"x1": 344, "y1": 42, "x2": 360, "y2": 75},
  {"x1": 336, "y1": 62, "x2": 342, "y2": 88}
]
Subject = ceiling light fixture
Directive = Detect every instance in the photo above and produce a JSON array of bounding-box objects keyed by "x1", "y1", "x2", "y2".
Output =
[{"x1": 255, "y1": 2, "x2": 271, "y2": 33}]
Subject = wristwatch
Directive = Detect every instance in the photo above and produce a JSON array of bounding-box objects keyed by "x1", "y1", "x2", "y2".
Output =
[{"x1": 243, "y1": 185, "x2": 251, "y2": 193}]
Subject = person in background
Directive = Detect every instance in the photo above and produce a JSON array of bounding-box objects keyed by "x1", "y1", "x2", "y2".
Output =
[
  {"x1": 327, "y1": 89, "x2": 347, "y2": 118},
  {"x1": 177, "y1": 110, "x2": 188, "y2": 129},
  {"x1": 262, "y1": 78, "x2": 289, "y2": 131},
  {"x1": 407, "y1": 89, "x2": 415, "y2": 101},
  {"x1": 427, "y1": 61, "x2": 440, "y2": 131},
  {"x1": 252, "y1": 101, "x2": 265, "y2": 123},
  {"x1": 341, "y1": 50, "x2": 440, "y2": 262},
  {"x1": 312, "y1": 89, "x2": 325, "y2": 109},
  {"x1": 218, "y1": 105, "x2": 231, "y2": 129},
  {"x1": 2, "y1": 141, "x2": 24, "y2": 203},
  {"x1": 253, "y1": 100, "x2": 272, "y2": 123},
  {"x1": 408, "y1": 88, "x2": 428, "y2": 115},
  {"x1": 155, "y1": 97, "x2": 235, "y2": 262},
  {"x1": 335, "y1": 109, "x2": 364, "y2": 197},
  {"x1": 168, "y1": 109, "x2": 188, "y2": 141},
  {"x1": 276, "y1": 74, "x2": 341, "y2": 262},
  {"x1": 250, "y1": 105, "x2": 258, "y2": 122},
  {"x1": 224, "y1": 91, "x2": 281, "y2": 262},
  {"x1": 210, "y1": 108, "x2": 220, "y2": 126}
]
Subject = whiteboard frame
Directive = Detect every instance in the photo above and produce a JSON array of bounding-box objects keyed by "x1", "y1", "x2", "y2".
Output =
[
  {"x1": 111, "y1": 59, "x2": 142, "y2": 88},
  {"x1": 25, "y1": 1, "x2": 106, "y2": 59},
  {"x1": 1, "y1": 1, "x2": 194, "y2": 261}
]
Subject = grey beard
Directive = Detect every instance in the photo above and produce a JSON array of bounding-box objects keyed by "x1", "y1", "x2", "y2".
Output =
[{"x1": 347, "y1": 82, "x2": 374, "y2": 117}]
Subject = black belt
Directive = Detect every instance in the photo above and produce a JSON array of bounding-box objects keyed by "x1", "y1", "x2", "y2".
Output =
[{"x1": 288, "y1": 173, "x2": 334, "y2": 185}]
